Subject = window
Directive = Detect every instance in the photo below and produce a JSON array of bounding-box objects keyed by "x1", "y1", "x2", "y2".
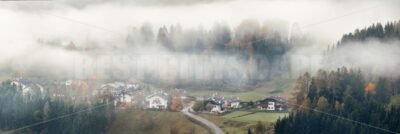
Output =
[{"x1": 268, "y1": 102, "x2": 275, "y2": 106}]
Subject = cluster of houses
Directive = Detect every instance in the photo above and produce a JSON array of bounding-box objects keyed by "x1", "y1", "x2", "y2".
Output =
[
  {"x1": 9, "y1": 78, "x2": 289, "y2": 112},
  {"x1": 202, "y1": 93, "x2": 289, "y2": 113},
  {"x1": 98, "y1": 81, "x2": 146, "y2": 108},
  {"x1": 10, "y1": 78, "x2": 174, "y2": 110},
  {"x1": 9, "y1": 77, "x2": 185, "y2": 111},
  {"x1": 10, "y1": 78, "x2": 103, "y2": 102},
  {"x1": 98, "y1": 82, "x2": 189, "y2": 110},
  {"x1": 203, "y1": 93, "x2": 241, "y2": 113},
  {"x1": 10, "y1": 78, "x2": 46, "y2": 101}
]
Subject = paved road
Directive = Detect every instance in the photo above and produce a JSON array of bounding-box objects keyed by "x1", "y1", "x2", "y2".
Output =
[{"x1": 182, "y1": 104, "x2": 224, "y2": 134}]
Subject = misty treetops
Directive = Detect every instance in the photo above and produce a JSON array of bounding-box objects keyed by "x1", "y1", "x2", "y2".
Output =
[
  {"x1": 338, "y1": 21, "x2": 400, "y2": 46},
  {"x1": 124, "y1": 20, "x2": 299, "y2": 90}
]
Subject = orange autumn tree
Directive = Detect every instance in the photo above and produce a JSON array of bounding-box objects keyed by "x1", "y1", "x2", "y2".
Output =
[{"x1": 365, "y1": 82, "x2": 376, "y2": 96}]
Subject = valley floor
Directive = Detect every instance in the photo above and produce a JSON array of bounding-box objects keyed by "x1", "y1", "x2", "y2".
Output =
[
  {"x1": 199, "y1": 111, "x2": 287, "y2": 134},
  {"x1": 107, "y1": 109, "x2": 208, "y2": 134}
]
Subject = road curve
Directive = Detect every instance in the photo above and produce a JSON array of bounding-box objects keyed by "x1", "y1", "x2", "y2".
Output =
[{"x1": 182, "y1": 104, "x2": 224, "y2": 134}]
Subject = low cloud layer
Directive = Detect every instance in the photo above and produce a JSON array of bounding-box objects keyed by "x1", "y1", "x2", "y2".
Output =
[
  {"x1": 0, "y1": 0, "x2": 399, "y2": 84},
  {"x1": 323, "y1": 40, "x2": 400, "y2": 76}
]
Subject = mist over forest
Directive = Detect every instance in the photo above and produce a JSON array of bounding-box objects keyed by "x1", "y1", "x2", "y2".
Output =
[
  {"x1": 2, "y1": 19, "x2": 400, "y2": 90},
  {"x1": 1, "y1": 0, "x2": 400, "y2": 134},
  {"x1": 1, "y1": 0, "x2": 399, "y2": 90}
]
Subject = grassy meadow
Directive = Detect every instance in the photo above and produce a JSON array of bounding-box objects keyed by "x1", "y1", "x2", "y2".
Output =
[
  {"x1": 188, "y1": 77, "x2": 295, "y2": 101},
  {"x1": 108, "y1": 109, "x2": 208, "y2": 134},
  {"x1": 199, "y1": 111, "x2": 288, "y2": 134}
]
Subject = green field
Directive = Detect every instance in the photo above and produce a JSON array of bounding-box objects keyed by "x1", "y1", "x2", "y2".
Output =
[
  {"x1": 188, "y1": 90, "x2": 267, "y2": 101},
  {"x1": 223, "y1": 111, "x2": 288, "y2": 122},
  {"x1": 222, "y1": 111, "x2": 252, "y2": 118},
  {"x1": 200, "y1": 111, "x2": 288, "y2": 134},
  {"x1": 188, "y1": 77, "x2": 295, "y2": 101},
  {"x1": 199, "y1": 114, "x2": 248, "y2": 134},
  {"x1": 108, "y1": 109, "x2": 208, "y2": 134}
]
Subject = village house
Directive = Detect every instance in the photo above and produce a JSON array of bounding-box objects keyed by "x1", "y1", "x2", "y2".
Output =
[
  {"x1": 98, "y1": 82, "x2": 147, "y2": 108},
  {"x1": 203, "y1": 94, "x2": 242, "y2": 113},
  {"x1": 11, "y1": 78, "x2": 46, "y2": 100},
  {"x1": 204, "y1": 99, "x2": 224, "y2": 113},
  {"x1": 145, "y1": 92, "x2": 169, "y2": 109},
  {"x1": 99, "y1": 82, "x2": 126, "y2": 96},
  {"x1": 100, "y1": 82, "x2": 144, "y2": 96},
  {"x1": 223, "y1": 96, "x2": 241, "y2": 109},
  {"x1": 257, "y1": 96, "x2": 288, "y2": 111},
  {"x1": 11, "y1": 78, "x2": 31, "y2": 96},
  {"x1": 211, "y1": 103, "x2": 223, "y2": 113},
  {"x1": 116, "y1": 91, "x2": 133, "y2": 108},
  {"x1": 203, "y1": 96, "x2": 227, "y2": 112}
]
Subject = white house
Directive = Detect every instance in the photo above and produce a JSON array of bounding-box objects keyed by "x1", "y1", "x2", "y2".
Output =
[
  {"x1": 223, "y1": 97, "x2": 241, "y2": 109},
  {"x1": 204, "y1": 98, "x2": 225, "y2": 113},
  {"x1": 257, "y1": 96, "x2": 288, "y2": 111},
  {"x1": 267, "y1": 101, "x2": 275, "y2": 110},
  {"x1": 230, "y1": 101, "x2": 241, "y2": 109},
  {"x1": 11, "y1": 79, "x2": 45, "y2": 99},
  {"x1": 211, "y1": 105, "x2": 223, "y2": 113},
  {"x1": 145, "y1": 92, "x2": 169, "y2": 109}
]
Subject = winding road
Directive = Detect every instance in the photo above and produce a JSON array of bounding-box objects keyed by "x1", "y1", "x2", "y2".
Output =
[{"x1": 182, "y1": 104, "x2": 224, "y2": 134}]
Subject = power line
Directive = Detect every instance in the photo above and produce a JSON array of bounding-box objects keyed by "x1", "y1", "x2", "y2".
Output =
[
  {"x1": 0, "y1": 3, "x2": 387, "y2": 134},
  {"x1": 16, "y1": 3, "x2": 382, "y2": 48},
  {"x1": 302, "y1": 5, "x2": 381, "y2": 28},
  {"x1": 0, "y1": 0, "x2": 51, "y2": 1},
  {"x1": 291, "y1": 102, "x2": 400, "y2": 134},
  {"x1": 2, "y1": 102, "x2": 113, "y2": 134},
  {"x1": 237, "y1": 4, "x2": 381, "y2": 46},
  {"x1": 14, "y1": 4, "x2": 125, "y2": 38},
  {"x1": 45, "y1": 13, "x2": 125, "y2": 38},
  {"x1": 281, "y1": 92, "x2": 399, "y2": 134}
]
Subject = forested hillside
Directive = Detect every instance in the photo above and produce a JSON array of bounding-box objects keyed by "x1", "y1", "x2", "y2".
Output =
[
  {"x1": 339, "y1": 21, "x2": 400, "y2": 46},
  {"x1": 275, "y1": 68, "x2": 400, "y2": 134},
  {"x1": 0, "y1": 80, "x2": 114, "y2": 134},
  {"x1": 276, "y1": 21, "x2": 400, "y2": 134},
  {"x1": 323, "y1": 21, "x2": 400, "y2": 77}
]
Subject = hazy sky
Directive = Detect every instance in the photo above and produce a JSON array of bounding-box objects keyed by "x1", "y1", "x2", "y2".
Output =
[
  {"x1": 0, "y1": 0, "x2": 399, "y2": 79},
  {"x1": 1, "y1": 0, "x2": 399, "y2": 42}
]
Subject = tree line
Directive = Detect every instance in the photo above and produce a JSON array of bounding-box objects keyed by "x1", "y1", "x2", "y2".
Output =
[
  {"x1": 0, "y1": 80, "x2": 115, "y2": 134},
  {"x1": 126, "y1": 20, "x2": 295, "y2": 89},
  {"x1": 275, "y1": 67, "x2": 400, "y2": 134},
  {"x1": 338, "y1": 21, "x2": 400, "y2": 47}
]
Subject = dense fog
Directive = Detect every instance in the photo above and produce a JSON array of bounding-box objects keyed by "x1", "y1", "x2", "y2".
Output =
[{"x1": 0, "y1": 0, "x2": 399, "y2": 89}]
